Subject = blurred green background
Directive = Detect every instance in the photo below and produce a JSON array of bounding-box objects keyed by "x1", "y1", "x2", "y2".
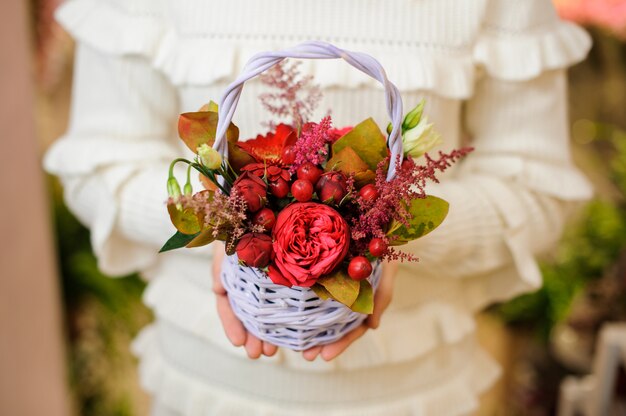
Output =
[{"x1": 33, "y1": 0, "x2": 626, "y2": 414}]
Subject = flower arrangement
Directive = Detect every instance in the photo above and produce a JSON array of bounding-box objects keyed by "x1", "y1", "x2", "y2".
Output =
[{"x1": 160, "y1": 42, "x2": 471, "y2": 348}]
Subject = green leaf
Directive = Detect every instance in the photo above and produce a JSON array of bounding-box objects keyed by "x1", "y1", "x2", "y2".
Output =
[
  {"x1": 316, "y1": 270, "x2": 360, "y2": 307},
  {"x1": 160, "y1": 231, "x2": 200, "y2": 253},
  {"x1": 167, "y1": 203, "x2": 202, "y2": 235},
  {"x1": 311, "y1": 284, "x2": 332, "y2": 300},
  {"x1": 350, "y1": 280, "x2": 374, "y2": 314},
  {"x1": 388, "y1": 195, "x2": 449, "y2": 245},
  {"x1": 332, "y1": 118, "x2": 388, "y2": 171}
]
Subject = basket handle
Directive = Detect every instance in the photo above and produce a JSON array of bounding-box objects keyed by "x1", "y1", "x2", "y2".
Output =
[{"x1": 213, "y1": 41, "x2": 404, "y2": 181}]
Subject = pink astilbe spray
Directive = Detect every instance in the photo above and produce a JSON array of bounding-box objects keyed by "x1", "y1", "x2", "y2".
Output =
[
  {"x1": 259, "y1": 60, "x2": 322, "y2": 130},
  {"x1": 180, "y1": 189, "x2": 264, "y2": 252},
  {"x1": 290, "y1": 116, "x2": 334, "y2": 172},
  {"x1": 350, "y1": 148, "x2": 473, "y2": 260}
]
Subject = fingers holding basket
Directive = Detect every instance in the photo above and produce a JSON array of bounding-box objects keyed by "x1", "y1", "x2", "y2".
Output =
[
  {"x1": 319, "y1": 325, "x2": 368, "y2": 361},
  {"x1": 215, "y1": 293, "x2": 247, "y2": 347},
  {"x1": 212, "y1": 244, "x2": 226, "y2": 295}
]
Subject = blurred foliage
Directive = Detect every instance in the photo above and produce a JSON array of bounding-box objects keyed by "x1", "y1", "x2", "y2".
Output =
[
  {"x1": 49, "y1": 178, "x2": 151, "y2": 416},
  {"x1": 496, "y1": 123, "x2": 626, "y2": 341}
]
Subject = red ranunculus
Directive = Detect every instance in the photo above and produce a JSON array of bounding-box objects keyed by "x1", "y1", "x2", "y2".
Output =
[
  {"x1": 232, "y1": 171, "x2": 267, "y2": 212},
  {"x1": 236, "y1": 233, "x2": 273, "y2": 268},
  {"x1": 268, "y1": 202, "x2": 350, "y2": 287}
]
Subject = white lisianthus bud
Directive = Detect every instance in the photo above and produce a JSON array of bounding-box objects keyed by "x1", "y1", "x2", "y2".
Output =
[
  {"x1": 197, "y1": 144, "x2": 222, "y2": 170},
  {"x1": 402, "y1": 116, "x2": 442, "y2": 158}
]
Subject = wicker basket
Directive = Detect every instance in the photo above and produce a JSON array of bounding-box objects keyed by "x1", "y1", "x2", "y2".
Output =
[
  {"x1": 213, "y1": 41, "x2": 404, "y2": 351},
  {"x1": 221, "y1": 255, "x2": 382, "y2": 350}
]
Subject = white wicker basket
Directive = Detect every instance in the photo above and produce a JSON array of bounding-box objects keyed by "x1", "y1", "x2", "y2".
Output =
[
  {"x1": 221, "y1": 255, "x2": 382, "y2": 350},
  {"x1": 213, "y1": 41, "x2": 404, "y2": 351}
]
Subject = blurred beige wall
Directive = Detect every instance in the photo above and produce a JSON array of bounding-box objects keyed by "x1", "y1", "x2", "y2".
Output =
[{"x1": 0, "y1": 1, "x2": 71, "y2": 415}]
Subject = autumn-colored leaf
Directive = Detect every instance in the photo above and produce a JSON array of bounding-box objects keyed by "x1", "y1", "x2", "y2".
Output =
[
  {"x1": 177, "y1": 111, "x2": 239, "y2": 154},
  {"x1": 199, "y1": 173, "x2": 218, "y2": 191},
  {"x1": 350, "y1": 280, "x2": 374, "y2": 314},
  {"x1": 198, "y1": 101, "x2": 219, "y2": 112},
  {"x1": 316, "y1": 270, "x2": 360, "y2": 307},
  {"x1": 332, "y1": 118, "x2": 388, "y2": 171},
  {"x1": 311, "y1": 284, "x2": 332, "y2": 300},
  {"x1": 227, "y1": 142, "x2": 256, "y2": 174},
  {"x1": 387, "y1": 195, "x2": 449, "y2": 245},
  {"x1": 326, "y1": 146, "x2": 376, "y2": 186},
  {"x1": 167, "y1": 203, "x2": 202, "y2": 235},
  {"x1": 185, "y1": 228, "x2": 217, "y2": 248}
]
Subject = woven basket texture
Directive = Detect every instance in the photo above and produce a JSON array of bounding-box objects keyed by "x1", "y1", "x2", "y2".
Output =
[{"x1": 221, "y1": 254, "x2": 382, "y2": 350}]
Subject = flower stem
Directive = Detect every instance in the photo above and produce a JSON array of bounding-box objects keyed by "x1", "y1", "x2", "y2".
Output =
[
  {"x1": 192, "y1": 162, "x2": 230, "y2": 195},
  {"x1": 167, "y1": 158, "x2": 193, "y2": 202}
]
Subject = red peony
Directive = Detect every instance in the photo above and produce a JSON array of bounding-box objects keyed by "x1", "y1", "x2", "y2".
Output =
[
  {"x1": 232, "y1": 172, "x2": 267, "y2": 212},
  {"x1": 268, "y1": 203, "x2": 350, "y2": 287},
  {"x1": 236, "y1": 233, "x2": 273, "y2": 268}
]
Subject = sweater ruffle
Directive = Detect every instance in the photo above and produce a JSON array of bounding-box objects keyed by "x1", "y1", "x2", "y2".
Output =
[
  {"x1": 473, "y1": 21, "x2": 592, "y2": 81},
  {"x1": 132, "y1": 324, "x2": 500, "y2": 416},
  {"x1": 56, "y1": 0, "x2": 591, "y2": 98}
]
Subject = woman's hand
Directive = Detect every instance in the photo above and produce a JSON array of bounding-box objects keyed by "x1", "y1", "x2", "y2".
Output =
[
  {"x1": 212, "y1": 246, "x2": 278, "y2": 359},
  {"x1": 301, "y1": 261, "x2": 397, "y2": 362}
]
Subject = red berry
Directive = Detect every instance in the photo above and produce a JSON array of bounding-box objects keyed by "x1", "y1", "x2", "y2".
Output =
[
  {"x1": 359, "y1": 184, "x2": 378, "y2": 202},
  {"x1": 269, "y1": 178, "x2": 290, "y2": 198},
  {"x1": 252, "y1": 208, "x2": 276, "y2": 231},
  {"x1": 281, "y1": 145, "x2": 296, "y2": 165},
  {"x1": 297, "y1": 162, "x2": 323, "y2": 185},
  {"x1": 319, "y1": 182, "x2": 346, "y2": 203},
  {"x1": 348, "y1": 256, "x2": 373, "y2": 280},
  {"x1": 291, "y1": 179, "x2": 314, "y2": 202},
  {"x1": 368, "y1": 238, "x2": 388, "y2": 257}
]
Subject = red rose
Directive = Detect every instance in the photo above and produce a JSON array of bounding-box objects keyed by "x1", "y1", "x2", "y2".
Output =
[
  {"x1": 236, "y1": 233, "x2": 273, "y2": 268},
  {"x1": 232, "y1": 172, "x2": 267, "y2": 212},
  {"x1": 315, "y1": 171, "x2": 348, "y2": 203},
  {"x1": 268, "y1": 202, "x2": 350, "y2": 287}
]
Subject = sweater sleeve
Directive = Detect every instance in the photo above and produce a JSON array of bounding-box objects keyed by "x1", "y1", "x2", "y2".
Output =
[
  {"x1": 44, "y1": 43, "x2": 191, "y2": 276},
  {"x1": 399, "y1": 0, "x2": 593, "y2": 309}
]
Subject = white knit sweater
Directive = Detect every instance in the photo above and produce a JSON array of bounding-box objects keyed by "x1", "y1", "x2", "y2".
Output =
[{"x1": 46, "y1": 0, "x2": 593, "y2": 415}]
